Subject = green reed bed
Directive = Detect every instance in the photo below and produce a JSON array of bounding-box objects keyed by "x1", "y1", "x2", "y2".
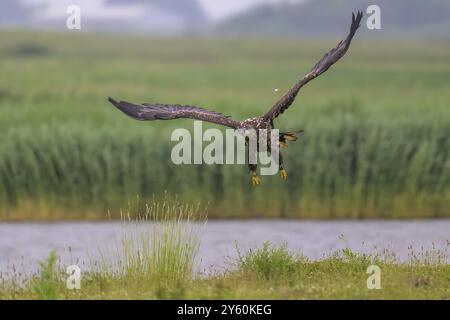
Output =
[
  {"x1": 0, "y1": 120, "x2": 447, "y2": 219},
  {"x1": 0, "y1": 32, "x2": 449, "y2": 219}
]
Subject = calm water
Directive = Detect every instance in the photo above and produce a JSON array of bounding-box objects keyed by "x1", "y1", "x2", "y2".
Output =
[{"x1": 0, "y1": 220, "x2": 448, "y2": 274}]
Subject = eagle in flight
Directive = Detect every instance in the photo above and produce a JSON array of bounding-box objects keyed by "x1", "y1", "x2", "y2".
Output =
[{"x1": 109, "y1": 11, "x2": 363, "y2": 187}]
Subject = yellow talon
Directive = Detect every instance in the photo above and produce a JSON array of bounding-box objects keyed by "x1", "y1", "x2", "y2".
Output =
[
  {"x1": 251, "y1": 172, "x2": 261, "y2": 187},
  {"x1": 280, "y1": 168, "x2": 288, "y2": 180}
]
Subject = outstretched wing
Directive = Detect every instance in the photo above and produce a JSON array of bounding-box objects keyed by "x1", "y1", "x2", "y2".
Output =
[
  {"x1": 263, "y1": 11, "x2": 363, "y2": 121},
  {"x1": 108, "y1": 97, "x2": 240, "y2": 129}
]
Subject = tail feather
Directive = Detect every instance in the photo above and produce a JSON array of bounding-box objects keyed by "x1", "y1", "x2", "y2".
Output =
[
  {"x1": 278, "y1": 130, "x2": 303, "y2": 148},
  {"x1": 280, "y1": 130, "x2": 304, "y2": 141}
]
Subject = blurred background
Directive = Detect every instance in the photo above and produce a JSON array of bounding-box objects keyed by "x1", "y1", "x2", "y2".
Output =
[
  {"x1": 2, "y1": 0, "x2": 450, "y2": 37},
  {"x1": 0, "y1": 0, "x2": 449, "y2": 220}
]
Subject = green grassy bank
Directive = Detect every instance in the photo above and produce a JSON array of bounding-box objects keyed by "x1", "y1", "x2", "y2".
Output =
[{"x1": 1, "y1": 243, "x2": 448, "y2": 300}]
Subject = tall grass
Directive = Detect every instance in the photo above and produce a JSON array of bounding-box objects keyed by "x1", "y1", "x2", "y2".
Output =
[
  {"x1": 0, "y1": 31, "x2": 449, "y2": 219},
  {"x1": 94, "y1": 197, "x2": 206, "y2": 287},
  {"x1": 32, "y1": 250, "x2": 60, "y2": 300},
  {"x1": 0, "y1": 121, "x2": 447, "y2": 219}
]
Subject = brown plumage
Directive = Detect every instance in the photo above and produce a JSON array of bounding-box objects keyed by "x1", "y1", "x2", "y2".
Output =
[
  {"x1": 108, "y1": 11, "x2": 363, "y2": 187},
  {"x1": 108, "y1": 99, "x2": 240, "y2": 128}
]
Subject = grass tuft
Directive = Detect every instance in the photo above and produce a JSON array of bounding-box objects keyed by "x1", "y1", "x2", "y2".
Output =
[
  {"x1": 236, "y1": 241, "x2": 306, "y2": 280},
  {"x1": 32, "y1": 250, "x2": 60, "y2": 300},
  {"x1": 94, "y1": 197, "x2": 206, "y2": 289}
]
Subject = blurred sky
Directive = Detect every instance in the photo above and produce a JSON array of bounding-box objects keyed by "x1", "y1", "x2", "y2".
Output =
[
  {"x1": 198, "y1": 0, "x2": 304, "y2": 21},
  {"x1": 23, "y1": 0, "x2": 304, "y2": 21},
  {"x1": 5, "y1": 0, "x2": 450, "y2": 38}
]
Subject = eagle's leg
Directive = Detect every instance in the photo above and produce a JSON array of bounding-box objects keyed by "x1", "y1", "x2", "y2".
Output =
[
  {"x1": 278, "y1": 152, "x2": 287, "y2": 180},
  {"x1": 249, "y1": 163, "x2": 260, "y2": 187}
]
